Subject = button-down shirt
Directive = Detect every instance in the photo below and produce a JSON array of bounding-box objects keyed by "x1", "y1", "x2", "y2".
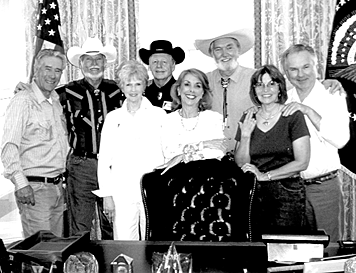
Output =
[
  {"x1": 56, "y1": 78, "x2": 125, "y2": 155},
  {"x1": 286, "y1": 80, "x2": 350, "y2": 179},
  {"x1": 207, "y1": 66, "x2": 256, "y2": 152},
  {"x1": 1, "y1": 82, "x2": 69, "y2": 190}
]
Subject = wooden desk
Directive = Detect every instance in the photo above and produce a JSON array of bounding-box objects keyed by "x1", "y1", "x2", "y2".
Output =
[{"x1": 88, "y1": 240, "x2": 267, "y2": 273}]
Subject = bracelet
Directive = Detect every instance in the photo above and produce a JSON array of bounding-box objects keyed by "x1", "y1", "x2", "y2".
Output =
[{"x1": 266, "y1": 171, "x2": 272, "y2": 181}]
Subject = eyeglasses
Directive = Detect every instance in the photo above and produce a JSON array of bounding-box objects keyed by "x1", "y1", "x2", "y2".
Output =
[{"x1": 254, "y1": 80, "x2": 279, "y2": 90}]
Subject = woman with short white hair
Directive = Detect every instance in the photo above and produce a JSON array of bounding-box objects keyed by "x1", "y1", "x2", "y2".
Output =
[{"x1": 96, "y1": 60, "x2": 166, "y2": 240}]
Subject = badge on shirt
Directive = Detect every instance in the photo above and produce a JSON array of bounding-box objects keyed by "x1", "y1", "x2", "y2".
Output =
[
  {"x1": 157, "y1": 92, "x2": 162, "y2": 100},
  {"x1": 162, "y1": 101, "x2": 172, "y2": 111}
]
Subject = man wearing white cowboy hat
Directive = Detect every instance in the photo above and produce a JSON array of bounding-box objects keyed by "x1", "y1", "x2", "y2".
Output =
[
  {"x1": 56, "y1": 36, "x2": 125, "y2": 238},
  {"x1": 195, "y1": 29, "x2": 256, "y2": 154},
  {"x1": 195, "y1": 29, "x2": 345, "y2": 155},
  {"x1": 139, "y1": 40, "x2": 185, "y2": 112}
]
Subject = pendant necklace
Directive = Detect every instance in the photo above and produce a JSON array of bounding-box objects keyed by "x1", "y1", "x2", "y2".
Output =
[
  {"x1": 259, "y1": 106, "x2": 280, "y2": 126},
  {"x1": 180, "y1": 109, "x2": 200, "y2": 131}
]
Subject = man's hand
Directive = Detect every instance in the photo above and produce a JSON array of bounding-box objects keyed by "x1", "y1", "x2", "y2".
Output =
[
  {"x1": 15, "y1": 185, "x2": 35, "y2": 206},
  {"x1": 14, "y1": 82, "x2": 30, "y2": 95},
  {"x1": 281, "y1": 102, "x2": 307, "y2": 117},
  {"x1": 103, "y1": 196, "x2": 115, "y2": 223},
  {"x1": 322, "y1": 79, "x2": 345, "y2": 95}
]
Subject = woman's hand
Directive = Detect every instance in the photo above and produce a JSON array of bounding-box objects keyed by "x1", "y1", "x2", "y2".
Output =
[
  {"x1": 202, "y1": 138, "x2": 227, "y2": 154},
  {"x1": 156, "y1": 154, "x2": 184, "y2": 175},
  {"x1": 239, "y1": 109, "x2": 256, "y2": 138},
  {"x1": 103, "y1": 196, "x2": 115, "y2": 223},
  {"x1": 241, "y1": 163, "x2": 267, "y2": 181}
]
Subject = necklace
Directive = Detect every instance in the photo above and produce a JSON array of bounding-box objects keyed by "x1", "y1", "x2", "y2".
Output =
[
  {"x1": 180, "y1": 109, "x2": 200, "y2": 131},
  {"x1": 258, "y1": 106, "x2": 281, "y2": 126}
]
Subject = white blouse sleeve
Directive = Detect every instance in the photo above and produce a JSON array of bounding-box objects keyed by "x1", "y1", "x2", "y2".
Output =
[{"x1": 96, "y1": 111, "x2": 117, "y2": 197}]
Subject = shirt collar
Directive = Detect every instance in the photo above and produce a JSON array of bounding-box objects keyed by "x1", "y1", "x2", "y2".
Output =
[
  {"x1": 31, "y1": 82, "x2": 59, "y2": 103},
  {"x1": 81, "y1": 77, "x2": 103, "y2": 93},
  {"x1": 212, "y1": 66, "x2": 242, "y2": 84}
]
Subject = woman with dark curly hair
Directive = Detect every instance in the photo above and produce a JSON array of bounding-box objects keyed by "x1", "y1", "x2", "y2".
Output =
[{"x1": 234, "y1": 64, "x2": 313, "y2": 241}]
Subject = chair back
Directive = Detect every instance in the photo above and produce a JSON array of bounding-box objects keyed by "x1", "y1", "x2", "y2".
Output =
[{"x1": 141, "y1": 158, "x2": 251, "y2": 241}]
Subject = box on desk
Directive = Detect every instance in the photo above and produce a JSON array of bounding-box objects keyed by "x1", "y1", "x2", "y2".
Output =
[
  {"x1": 262, "y1": 234, "x2": 330, "y2": 263},
  {"x1": 6, "y1": 230, "x2": 90, "y2": 273}
]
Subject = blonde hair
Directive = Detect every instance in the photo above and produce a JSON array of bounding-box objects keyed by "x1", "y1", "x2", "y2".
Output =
[{"x1": 117, "y1": 60, "x2": 148, "y2": 89}]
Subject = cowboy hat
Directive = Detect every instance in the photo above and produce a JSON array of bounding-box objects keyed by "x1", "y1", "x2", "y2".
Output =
[
  {"x1": 194, "y1": 29, "x2": 254, "y2": 57},
  {"x1": 67, "y1": 37, "x2": 117, "y2": 67},
  {"x1": 139, "y1": 40, "x2": 185, "y2": 65}
]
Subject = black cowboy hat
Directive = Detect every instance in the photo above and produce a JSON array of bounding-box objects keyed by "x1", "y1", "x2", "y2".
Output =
[{"x1": 139, "y1": 40, "x2": 185, "y2": 65}]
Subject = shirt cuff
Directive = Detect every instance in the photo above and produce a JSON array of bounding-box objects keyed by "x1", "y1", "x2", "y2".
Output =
[{"x1": 12, "y1": 172, "x2": 29, "y2": 191}]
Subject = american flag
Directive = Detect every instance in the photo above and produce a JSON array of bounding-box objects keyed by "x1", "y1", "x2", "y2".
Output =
[{"x1": 29, "y1": 0, "x2": 64, "y2": 82}]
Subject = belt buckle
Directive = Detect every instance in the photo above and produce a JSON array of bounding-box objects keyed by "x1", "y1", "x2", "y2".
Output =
[{"x1": 54, "y1": 174, "x2": 62, "y2": 184}]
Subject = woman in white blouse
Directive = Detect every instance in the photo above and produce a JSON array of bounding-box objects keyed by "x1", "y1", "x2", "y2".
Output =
[
  {"x1": 96, "y1": 60, "x2": 166, "y2": 240},
  {"x1": 158, "y1": 68, "x2": 227, "y2": 173}
]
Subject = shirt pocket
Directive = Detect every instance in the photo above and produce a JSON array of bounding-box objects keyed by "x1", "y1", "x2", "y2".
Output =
[{"x1": 27, "y1": 112, "x2": 53, "y2": 142}]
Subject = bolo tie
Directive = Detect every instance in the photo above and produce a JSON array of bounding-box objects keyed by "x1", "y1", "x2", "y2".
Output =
[{"x1": 221, "y1": 78, "x2": 230, "y2": 128}]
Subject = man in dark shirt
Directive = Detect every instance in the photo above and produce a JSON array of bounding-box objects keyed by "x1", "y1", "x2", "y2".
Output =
[
  {"x1": 139, "y1": 40, "x2": 185, "y2": 112},
  {"x1": 57, "y1": 37, "x2": 125, "y2": 238}
]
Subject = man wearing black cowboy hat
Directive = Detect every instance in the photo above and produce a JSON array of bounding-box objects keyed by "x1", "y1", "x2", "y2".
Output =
[{"x1": 139, "y1": 40, "x2": 185, "y2": 112}]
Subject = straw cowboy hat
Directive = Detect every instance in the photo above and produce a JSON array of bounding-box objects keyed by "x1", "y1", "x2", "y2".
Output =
[
  {"x1": 67, "y1": 37, "x2": 117, "y2": 67},
  {"x1": 194, "y1": 28, "x2": 255, "y2": 57},
  {"x1": 139, "y1": 40, "x2": 185, "y2": 65}
]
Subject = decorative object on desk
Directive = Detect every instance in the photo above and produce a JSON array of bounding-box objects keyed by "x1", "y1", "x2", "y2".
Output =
[
  {"x1": 339, "y1": 241, "x2": 356, "y2": 255},
  {"x1": 6, "y1": 230, "x2": 90, "y2": 273},
  {"x1": 345, "y1": 256, "x2": 356, "y2": 273},
  {"x1": 63, "y1": 252, "x2": 98, "y2": 273},
  {"x1": 111, "y1": 254, "x2": 133, "y2": 273},
  {"x1": 152, "y1": 242, "x2": 192, "y2": 273},
  {"x1": 262, "y1": 233, "x2": 329, "y2": 263}
]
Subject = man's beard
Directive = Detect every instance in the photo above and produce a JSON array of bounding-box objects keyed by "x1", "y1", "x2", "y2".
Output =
[{"x1": 215, "y1": 58, "x2": 239, "y2": 72}]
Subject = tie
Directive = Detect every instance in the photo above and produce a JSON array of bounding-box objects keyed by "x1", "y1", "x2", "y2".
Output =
[{"x1": 221, "y1": 78, "x2": 230, "y2": 128}]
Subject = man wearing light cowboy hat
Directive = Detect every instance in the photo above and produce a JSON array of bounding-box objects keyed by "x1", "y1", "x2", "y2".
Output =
[
  {"x1": 57, "y1": 37, "x2": 124, "y2": 238},
  {"x1": 194, "y1": 29, "x2": 256, "y2": 154},
  {"x1": 139, "y1": 40, "x2": 185, "y2": 112},
  {"x1": 195, "y1": 29, "x2": 346, "y2": 155}
]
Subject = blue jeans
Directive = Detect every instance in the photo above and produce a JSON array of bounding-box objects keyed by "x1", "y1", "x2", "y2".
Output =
[
  {"x1": 249, "y1": 176, "x2": 312, "y2": 241},
  {"x1": 17, "y1": 181, "x2": 64, "y2": 238},
  {"x1": 66, "y1": 155, "x2": 98, "y2": 236}
]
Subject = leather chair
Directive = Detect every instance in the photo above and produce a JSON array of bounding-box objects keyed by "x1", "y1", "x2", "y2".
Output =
[{"x1": 141, "y1": 158, "x2": 252, "y2": 242}]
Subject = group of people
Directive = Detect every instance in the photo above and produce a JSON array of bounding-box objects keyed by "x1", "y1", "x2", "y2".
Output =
[{"x1": 1, "y1": 28, "x2": 350, "y2": 243}]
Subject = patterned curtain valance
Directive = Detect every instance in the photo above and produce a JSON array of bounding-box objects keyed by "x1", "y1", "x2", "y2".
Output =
[
  {"x1": 254, "y1": 0, "x2": 336, "y2": 78},
  {"x1": 24, "y1": 0, "x2": 139, "y2": 83}
]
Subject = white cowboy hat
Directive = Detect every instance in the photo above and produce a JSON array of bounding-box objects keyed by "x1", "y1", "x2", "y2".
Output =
[
  {"x1": 67, "y1": 37, "x2": 117, "y2": 67},
  {"x1": 194, "y1": 28, "x2": 255, "y2": 57}
]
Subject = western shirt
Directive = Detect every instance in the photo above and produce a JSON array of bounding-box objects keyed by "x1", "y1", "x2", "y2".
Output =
[
  {"x1": 56, "y1": 78, "x2": 125, "y2": 155},
  {"x1": 207, "y1": 66, "x2": 256, "y2": 152},
  {"x1": 145, "y1": 77, "x2": 176, "y2": 112},
  {"x1": 1, "y1": 82, "x2": 69, "y2": 190}
]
